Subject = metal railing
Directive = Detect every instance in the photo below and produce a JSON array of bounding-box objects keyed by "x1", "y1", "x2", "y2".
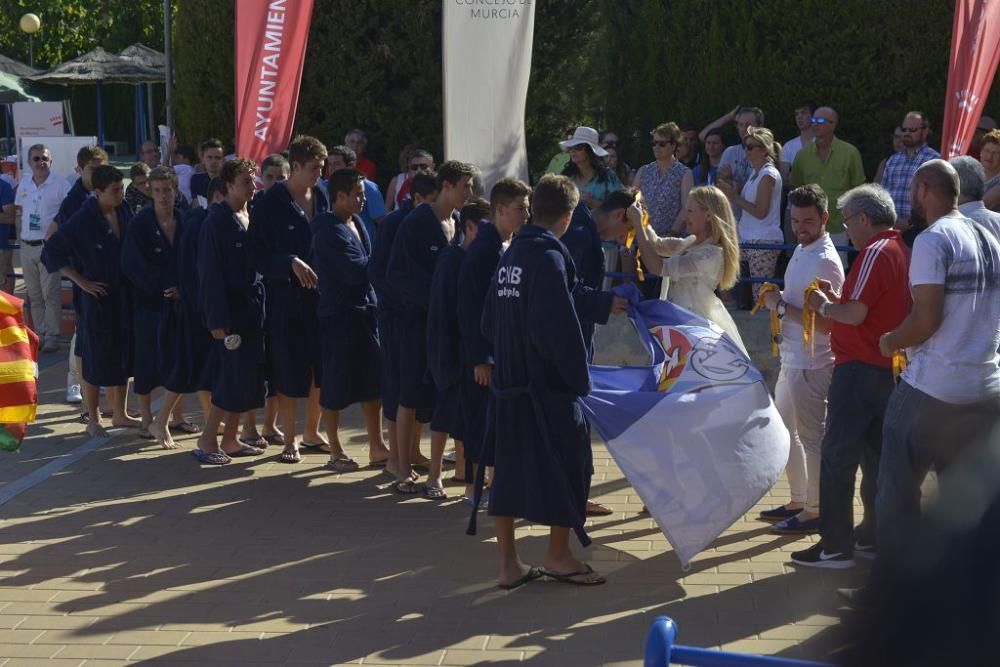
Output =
[{"x1": 644, "y1": 617, "x2": 833, "y2": 667}]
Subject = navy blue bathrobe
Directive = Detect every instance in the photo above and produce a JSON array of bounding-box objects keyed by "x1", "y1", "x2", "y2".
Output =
[
  {"x1": 477, "y1": 223, "x2": 593, "y2": 546},
  {"x1": 386, "y1": 202, "x2": 455, "y2": 416},
  {"x1": 42, "y1": 196, "x2": 133, "y2": 387},
  {"x1": 198, "y1": 202, "x2": 265, "y2": 413},
  {"x1": 312, "y1": 212, "x2": 380, "y2": 411},
  {"x1": 561, "y1": 201, "x2": 614, "y2": 357},
  {"x1": 248, "y1": 181, "x2": 328, "y2": 398},
  {"x1": 160, "y1": 207, "x2": 214, "y2": 394},
  {"x1": 120, "y1": 206, "x2": 182, "y2": 395},
  {"x1": 457, "y1": 222, "x2": 504, "y2": 471},
  {"x1": 427, "y1": 241, "x2": 465, "y2": 439},
  {"x1": 368, "y1": 200, "x2": 411, "y2": 422}
]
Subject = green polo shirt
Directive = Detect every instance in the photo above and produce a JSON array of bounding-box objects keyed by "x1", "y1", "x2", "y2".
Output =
[{"x1": 791, "y1": 137, "x2": 866, "y2": 233}]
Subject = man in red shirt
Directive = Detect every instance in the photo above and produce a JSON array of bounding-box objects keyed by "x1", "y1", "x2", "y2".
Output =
[
  {"x1": 345, "y1": 129, "x2": 377, "y2": 182},
  {"x1": 790, "y1": 183, "x2": 911, "y2": 569}
]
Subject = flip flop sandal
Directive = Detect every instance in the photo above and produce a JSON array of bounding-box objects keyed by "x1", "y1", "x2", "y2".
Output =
[
  {"x1": 393, "y1": 479, "x2": 421, "y2": 494},
  {"x1": 498, "y1": 567, "x2": 543, "y2": 591},
  {"x1": 262, "y1": 433, "x2": 285, "y2": 446},
  {"x1": 586, "y1": 501, "x2": 614, "y2": 516},
  {"x1": 540, "y1": 563, "x2": 606, "y2": 586},
  {"x1": 238, "y1": 434, "x2": 267, "y2": 448},
  {"x1": 169, "y1": 420, "x2": 201, "y2": 434},
  {"x1": 137, "y1": 427, "x2": 156, "y2": 441},
  {"x1": 368, "y1": 457, "x2": 390, "y2": 468},
  {"x1": 191, "y1": 449, "x2": 231, "y2": 466},
  {"x1": 302, "y1": 441, "x2": 333, "y2": 453},
  {"x1": 226, "y1": 444, "x2": 264, "y2": 457},
  {"x1": 325, "y1": 456, "x2": 359, "y2": 473},
  {"x1": 279, "y1": 448, "x2": 301, "y2": 464},
  {"x1": 423, "y1": 484, "x2": 447, "y2": 500}
]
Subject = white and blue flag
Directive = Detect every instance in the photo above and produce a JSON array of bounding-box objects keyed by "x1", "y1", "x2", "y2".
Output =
[{"x1": 583, "y1": 286, "x2": 789, "y2": 566}]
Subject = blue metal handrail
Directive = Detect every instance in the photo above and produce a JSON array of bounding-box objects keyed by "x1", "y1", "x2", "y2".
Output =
[{"x1": 644, "y1": 617, "x2": 832, "y2": 667}]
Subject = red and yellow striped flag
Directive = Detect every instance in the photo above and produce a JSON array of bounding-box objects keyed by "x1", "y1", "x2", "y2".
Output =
[{"x1": 0, "y1": 292, "x2": 38, "y2": 452}]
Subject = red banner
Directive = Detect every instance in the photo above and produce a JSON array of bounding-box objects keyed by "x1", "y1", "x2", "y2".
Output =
[
  {"x1": 235, "y1": 0, "x2": 314, "y2": 165},
  {"x1": 941, "y1": 0, "x2": 1000, "y2": 158}
]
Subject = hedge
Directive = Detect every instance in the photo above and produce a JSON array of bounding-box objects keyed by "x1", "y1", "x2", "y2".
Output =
[{"x1": 172, "y1": 0, "x2": 1000, "y2": 184}]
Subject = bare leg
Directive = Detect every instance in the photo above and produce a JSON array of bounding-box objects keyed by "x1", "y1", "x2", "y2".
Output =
[
  {"x1": 321, "y1": 408, "x2": 347, "y2": 461},
  {"x1": 361, "y1": 400, "x2": 389, "y2": 464},
  {"x1": 427, "y1": 429, "x2": 448, "y2": 489},
  {"x1": 303, "y1": 385, "x2": 327, "y2": 446},
  {"x1": 454, "y1": 440, "x2": 466, "y2": 479},
  {"x1": 83, "y1": 380, "x2": 107, "y2": 438},
  {"x1": 542, "y1": 526, "x2": 605, "y2": 584},
  {"x1": 395, "y1": 406, "x2": 416, "y2": 483},
  {"x1": 411, "y1": 422, "x2": 429, "y2": 466},
  {"x1": 385, "y1": 417, "x2": 398, "y2": 475},
  {"x1": 196, "y1": 405, "x2": 226, "y2": 453},
  {"x1": 277, "y1": 394, "x2": 298, "y2": 457},
  {"x1": 220, "y1": 412, "x2": 246, "y2": 454},
  {"x1": 137, "y1": 392, "x2": 153, "y2": 430},
  {"x1": 241, "y1": 410, "x2": 260, "y2": 442},
  {"x1": 263, "y1": 396, "x2": 281, "y2": 438},
  {"x1": 110, "y1": 386, "x2": 140, "y2": 428},
  {"x1": 150, "y1": 391, "x2": 181, "y2": 449},
  {"x1": 197, "y1": 391, "x2": 212, "y2": 423},
  {"x1": 495, "y1": 516, "x2": 532, "y2": 587}
]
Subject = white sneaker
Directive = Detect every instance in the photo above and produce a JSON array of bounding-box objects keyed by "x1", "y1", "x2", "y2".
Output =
[
  {"x1": 66, "y1": 384, "x2": 83, "y2": 404},
  {"x1": 443, "y1": 449, "x2": 457, "y2": 463}
]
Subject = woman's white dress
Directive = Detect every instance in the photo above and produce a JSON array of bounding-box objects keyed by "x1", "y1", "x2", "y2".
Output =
[{"x1": 647, "y1": 233, "x2": 749, "y2": 355}]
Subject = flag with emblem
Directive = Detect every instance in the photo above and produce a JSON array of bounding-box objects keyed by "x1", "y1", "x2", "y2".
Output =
[
  {"x1": 0, "y1": 292, "x2": 39, "y2": 452},
  {"x1": 582, "y1": 284, "x2": 789, "y2": 566}
]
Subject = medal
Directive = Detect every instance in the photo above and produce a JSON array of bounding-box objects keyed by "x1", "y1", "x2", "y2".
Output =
[{"x1": 224, "y1": 334, "x2": 242, "y2": 350}]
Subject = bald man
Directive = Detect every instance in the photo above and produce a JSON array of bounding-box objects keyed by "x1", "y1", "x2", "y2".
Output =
[
  {"x1": 791, "y1": 106, "x2": 866, "y2": 247},
  {"x1": 876, "y1": 159, "x2": 1000, "y2": 567}
]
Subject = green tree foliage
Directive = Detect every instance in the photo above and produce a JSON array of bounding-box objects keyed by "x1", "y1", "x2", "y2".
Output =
[
  {"x1": 602, "y1": 0, "x2": 1000, "y2": 175},
  {"x1": 174, "y1": 0, "x2": 234, "y2": 147}
]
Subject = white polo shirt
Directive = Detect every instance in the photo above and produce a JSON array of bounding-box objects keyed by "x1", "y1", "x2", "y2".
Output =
[
  {"x1": 15, "y1": 172, "x2": 71, "y2": 241},
  {"x1": 779, "y1": 233, "x2": 845, "y2": 369}
]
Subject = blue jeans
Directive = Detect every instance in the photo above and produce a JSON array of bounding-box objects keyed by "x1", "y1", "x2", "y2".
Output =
[
  {"x1": 818, "y1": 361, "x2": 895, "y2": 554},
  {"x1": 876, "y1": 380, "x2": 1000, "y2": 565}
]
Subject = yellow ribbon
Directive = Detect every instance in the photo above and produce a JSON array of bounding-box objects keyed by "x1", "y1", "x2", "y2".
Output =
[
  {"x1": 892, "y1": 350, "x2": 908, "y2": 383},
  {"x1": 751, "y1": 282, "x2": 781, "y2": 357},
  {"x1": 802, "y1": 279, "x2": 824, "y2": 360},
  {"x1": 625, "y1": 208, "x2": 651, "y2": 283}
]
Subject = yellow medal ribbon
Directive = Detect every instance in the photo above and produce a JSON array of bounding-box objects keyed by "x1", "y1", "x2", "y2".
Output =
[
  {"x1": 802, "y1": 279, "x2": 824, "y2": 360},
  {"x1": 751, "y1": 282, "x2": 781, "y2": 357},
  {"x1": 892, "y1": 350, "x2": 907, "y2": 383}
]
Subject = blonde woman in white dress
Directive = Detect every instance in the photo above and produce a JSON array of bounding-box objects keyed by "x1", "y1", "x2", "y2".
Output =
[{"x1": 627, "y1": 185, "x2": 748, "y2": 355}]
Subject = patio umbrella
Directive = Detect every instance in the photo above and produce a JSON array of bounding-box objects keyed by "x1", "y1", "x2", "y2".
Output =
[
  {"x1": 28, "y1": 46, "x2": 162, "y2": 147},
  {"x1": 0, "y1": 54, "x2": 41, "y2": 78},
  {"x1": 119, "y1": 44, "x2": 167, "y2": 152}
]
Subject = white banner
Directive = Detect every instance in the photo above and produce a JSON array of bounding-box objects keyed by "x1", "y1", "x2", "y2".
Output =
[
  {"x1": 443, "y1": 0, "x2": 535, "y2": 192},
  {"x1": 12, "y1": 102, "x2": 65, "y2": 138}
]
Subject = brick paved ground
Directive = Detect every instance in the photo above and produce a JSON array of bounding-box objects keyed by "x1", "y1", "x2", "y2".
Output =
[{"x1": 0, "y1": 349, "x2": 870, "y2": 666}]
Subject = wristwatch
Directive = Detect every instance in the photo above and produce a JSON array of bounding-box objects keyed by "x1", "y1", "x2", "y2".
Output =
[
  {"x1": 776, "y1": 300, "x2": 787, "y2": 319},
  {"x1": 819, "y1": 301, "x2": 831, "y2": 318}
]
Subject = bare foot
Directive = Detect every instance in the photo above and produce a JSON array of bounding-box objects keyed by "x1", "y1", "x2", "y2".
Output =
[
  {"x1": 368, "y1": 441, "x2": 390, "y2": 463},
  {"x1": 386, "y1": 464, "x2": 419, "y2": 481},
  {"x1": 111, "y1": 415, "x2": 142, "y2": 428},
  {"x1": 149, "y1": 422, "x2": 178, "y2": 450},
  {"x1": 497, "y1": 561, "x2": 537, "y2": 589},
  {"x1": 86, "y1": 421, "x2": 109, "y2": 438},
  {"x1": 541, "y1": 557, "x2": 606, "y2": 585}
]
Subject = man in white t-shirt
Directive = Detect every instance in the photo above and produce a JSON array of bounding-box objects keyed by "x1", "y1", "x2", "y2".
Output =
[
  {"x1": 876, "y1": 159, "x2": 1000, "y2": 566},
  {"x1": 949, "y1": 156, "x2": 1000, "y2": 241},
  {"x1": 779, "y1": 100, "x2": 817, "y2": 182},
  {"x1": 757, "y1": 184, "x2": 845, "y2": 534},
  {"x1": 14, "y1": 144, "x2": 71, "y2": 353}
]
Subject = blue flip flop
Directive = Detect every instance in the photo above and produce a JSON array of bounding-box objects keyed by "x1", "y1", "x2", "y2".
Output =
[{"x1": 191, "y1": 449, "x2": 231, "y2": 465}]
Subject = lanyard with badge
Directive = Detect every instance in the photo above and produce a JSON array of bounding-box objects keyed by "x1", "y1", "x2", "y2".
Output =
[{"x1": 27, "y1": 188, "x2": 44, "y2": 233}]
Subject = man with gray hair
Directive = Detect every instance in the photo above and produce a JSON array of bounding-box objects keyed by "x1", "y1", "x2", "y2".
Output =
[
  {"x1": 344, "y1": 128, "x2": 376, "y2": 181},
  {"x1": 791, "y1": 183, "x2": 911, "y2": 569},
  {"x1": 875, "y1": 159, "x2": 1000, "y2": 569},
  {"x1": 950, "y1": 155, "x2": 1000, "y2": 240}
]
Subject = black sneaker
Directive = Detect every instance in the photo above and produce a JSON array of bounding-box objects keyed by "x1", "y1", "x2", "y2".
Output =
[
  {"x1": 790, "y1": 543, "x2": 855, "y2": 569},
  {"x1": 854, "y1": 542, "x2": 876, "y2": 560}
]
